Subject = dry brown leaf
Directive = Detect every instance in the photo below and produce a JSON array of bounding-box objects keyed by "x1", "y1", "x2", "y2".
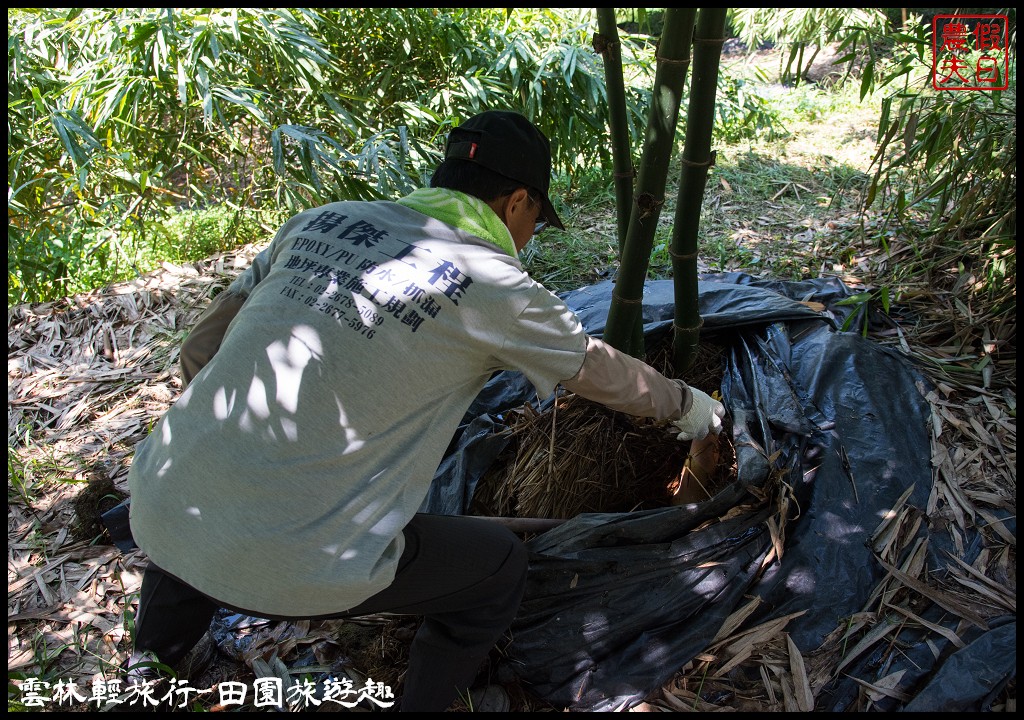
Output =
[
  {"x1": 759, "y1": 664, "x2": 778, "y2": 705},
  {"x1": 834, "y1": 615, "x2": 900, "y2": 677},
  {"x1": 875, "y1": 557, "x2": 990, "y2": 630},
  {"x1": 714, "y1": 613, "x2": 804, "y2": 676},
  {"x1": 950, "y1": 552, "x2": 1017, "y2": 600},
  {"x1": 659, "y1": 689, "x2": 697, "y2": 712},
  {"x1": 786, "y1": 634, "x2": 814, "y2": 711},
  {"x1": 850, "y1": 669, "x2": 911, "y2": 703},
  {"x1": 870, "y1": 483, "x2": 918, "y2": 560},
  {"x1": 883, "y1": 601, "x2": 966, "y2": 649},
  {"x1": 779, "y1": 672, "x2": 799, "y2": 712},
  {"x1": 976, "y1": 507, "x2": 1017, "y2": 547},
  {"x1": 711, "y1": 596, "x2": 763, "y2": 644}
]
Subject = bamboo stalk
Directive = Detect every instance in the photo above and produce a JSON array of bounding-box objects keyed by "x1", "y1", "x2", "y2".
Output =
[
  {"x1": 594, "y1": 8, "x2": 634, "y2": 256},
  {"x1": 603, "y1": 8, "x2": 697, "y2": 357},
  {"x1": 670, "y1": 8, "x2": 728, "y2": 372}
]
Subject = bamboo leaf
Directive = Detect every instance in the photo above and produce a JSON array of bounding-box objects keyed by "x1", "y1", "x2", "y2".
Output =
[
  {"x1": 860, "y1": 58, "x2": 875, "y2": 101},
  {"x1": 875, "y1": 557, "x2": 990, "y2": 631},
  {"x1": 176, "y1": 58, "x2": 188, "y2": 105}
]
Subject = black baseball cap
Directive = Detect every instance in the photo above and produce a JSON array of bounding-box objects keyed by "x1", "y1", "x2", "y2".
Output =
[{"x1": 444, "y1": 110, "x2": 565, "y2": 230}]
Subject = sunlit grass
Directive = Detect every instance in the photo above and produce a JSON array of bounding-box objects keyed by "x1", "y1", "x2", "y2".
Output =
[
  {"x1": 158, "y1": 205, "x2": 285, "y2": 265},
  {"x1": 9, "y1": 205, "x2": 285, "y2": 306}
]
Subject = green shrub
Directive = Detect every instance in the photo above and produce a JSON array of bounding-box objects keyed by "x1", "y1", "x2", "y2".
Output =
[{"x1": 8, "y1": 9, "x2": 652, "y2": 304}]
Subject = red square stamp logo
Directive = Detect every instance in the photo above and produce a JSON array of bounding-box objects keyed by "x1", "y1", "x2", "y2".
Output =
[{"x1": 932, "y1": 14, "x2": 1009, "y2": 91}]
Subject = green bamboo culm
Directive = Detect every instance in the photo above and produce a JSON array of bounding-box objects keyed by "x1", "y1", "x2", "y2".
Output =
[
  {"x1": 670, "y1": 8, "x2": 728, "y2": 372},
  {"x1": 593, "y1": 8, "x2": 634, "y2": 255},
  {"x1": 603, "y1": 8, "x2": 697, "y2": 357}
]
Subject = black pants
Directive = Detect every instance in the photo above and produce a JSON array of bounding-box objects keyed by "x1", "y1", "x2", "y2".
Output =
[{"x1": 131, "y1": 514, "x2": 528, "y2": 711}]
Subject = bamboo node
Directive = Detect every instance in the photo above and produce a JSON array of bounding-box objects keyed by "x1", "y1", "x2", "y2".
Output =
[
  {"x1": 668, "y1": 248, "x2": 699, "y2": 261},
  {"x1": 635, "y1": 192, "x2": 664, "y2": 218},
  {"x1": 693, "y1": 36, "x2": 728, "y2": 46},
  {"x1": 656, "y1": 56, "x2": 691, "y2": 66},
  {"x1": 673, "y1": 317, "x2": 705, "y2": 333},
  {"x1": 592, "y1": 33, "x2": 620, "y2": 56},
  {"x1": 680, "y1": 151, "x2": 717, "y2": 169},
  {"x1": 611, "y1": 291, "x2": 644, "y2": 305}
]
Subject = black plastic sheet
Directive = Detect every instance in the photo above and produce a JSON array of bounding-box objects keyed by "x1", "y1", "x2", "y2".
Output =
[{"x1": 425, "y1": 273, "x2": 1013, "y2": 711}]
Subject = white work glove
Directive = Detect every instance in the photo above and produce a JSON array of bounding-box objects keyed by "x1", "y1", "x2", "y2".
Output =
[{"x1": 672, "y1": 388, "x2": 726, "y2": 441}]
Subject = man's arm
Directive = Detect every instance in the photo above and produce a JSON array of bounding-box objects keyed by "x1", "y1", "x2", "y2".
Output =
[
  {"x1": 179, "y1": 236, "x2": 284, "y2": 386},
  {"x1": 561, "y1": 335, "x2": 724, "y2": 440},
  {"x1": 179, "y1": 291, "x2": 246, "y2": 387},
  {"x1": 561, "y1": 336, "x2": 692, "y2": 420}
]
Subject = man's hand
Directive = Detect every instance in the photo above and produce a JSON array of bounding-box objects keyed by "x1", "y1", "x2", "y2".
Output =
[{"x1": 671, "y1": 388, "x2": 726, "y2": 441}]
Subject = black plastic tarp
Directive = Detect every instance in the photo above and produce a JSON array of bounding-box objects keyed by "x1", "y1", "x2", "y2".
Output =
[{"x1": 423, "y1": 273, "x2": 1015, "y2": 711}]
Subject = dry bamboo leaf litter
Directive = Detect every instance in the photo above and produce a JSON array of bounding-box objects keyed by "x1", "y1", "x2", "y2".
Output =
[
  {"x1": 876, "y1": 558, "x2": 990, "y2": 631},
  {"x1": 711, "y1": 596, "x2": 764, "y2": 644},
  {"x1": 473, "y1": 394, "x2": 706, "y2": 519},
  {"x1": 884, "y1": 600, "x2": 966, "y2": 649}
]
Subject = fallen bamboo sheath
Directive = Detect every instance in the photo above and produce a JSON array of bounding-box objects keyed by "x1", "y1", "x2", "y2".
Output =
[{"x1": 473, "y1": 516, "x2": 569, "y2": 533}]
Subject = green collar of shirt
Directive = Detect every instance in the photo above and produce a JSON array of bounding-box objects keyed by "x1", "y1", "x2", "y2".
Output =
[{"x1": 396, "y1": 188, "x2": 517, "y2": 258}]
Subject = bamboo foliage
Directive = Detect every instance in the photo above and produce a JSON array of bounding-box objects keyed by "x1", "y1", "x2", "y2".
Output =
[
  {"x1": 7, "y1": 8, "x2": 649, "y2": 306},
  {"x1": 602, "y1": 8, "x2": 697, "y2": 357},
  {"x1": 866, "y1": 26, "x2": 1015, "y2": 316},
  {"x1": 670, "y1": 8, "x2": 728, "y2": 372},
  {"x1": 728, "y1": 8, "x2": 889, "y2": 86}
]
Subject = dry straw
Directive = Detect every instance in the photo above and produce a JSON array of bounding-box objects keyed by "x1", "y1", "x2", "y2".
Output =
[{"x1": 473, "y1": 341, "x2": 732, "y2": 519}]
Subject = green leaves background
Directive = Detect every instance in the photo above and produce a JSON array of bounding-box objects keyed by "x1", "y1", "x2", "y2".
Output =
[{"x1": 8, "y1": 8, "x2": 653, "y2": 304}]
